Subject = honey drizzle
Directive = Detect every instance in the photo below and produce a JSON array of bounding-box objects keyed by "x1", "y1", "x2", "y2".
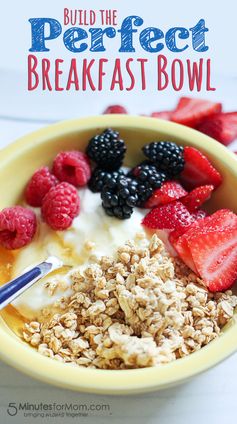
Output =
[{"x1": 0, "y1": 247, "x2": 28, "y2": 336}]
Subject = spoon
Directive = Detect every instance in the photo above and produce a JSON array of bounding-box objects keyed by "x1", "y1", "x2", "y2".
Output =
[{"x1": 0, "y1": 256, "x2": 65, "y2": 310}]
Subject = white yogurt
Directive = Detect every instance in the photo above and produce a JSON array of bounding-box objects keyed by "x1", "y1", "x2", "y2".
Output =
[{"x1": 12, "y1": 188, "x2": 146, "y2": 319}]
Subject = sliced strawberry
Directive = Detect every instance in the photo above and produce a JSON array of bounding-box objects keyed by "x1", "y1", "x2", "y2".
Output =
[
  {"x1": 169, "y1": 216, "x2": 204, "y2": 272},
  {"x1": 190, "y1": 209, "x2": 237, "y2": 234},
  {"x1": 172, "y1": 232, "x2": 198, "y2": 273},
  {"x1": 171, "y1": 209, "x2": 235, "y2": 248},
  {"x1": 171, "y1": 97, "x2": 222, "y2": 128},
  {"x1": 171, "y1": 209, "x2": 237, "y2": 291},
  {"x1": 181, "y1": 185, "x2": 214, "y2": 212},
  {"x1": 142, "y1": 201, "x2": 195, "y2": 238},
  {"x1": 180, "y1": 146, "x2": 222, "y2": 190},
  {"x1": 191, "y1": 209, "x2": 208, "y2": 220},
  {"x1": 197, "y1": 112, "x2": 237, "y2": 146},
  {"x1": 145, "y1": 181, "x2": 187, "y2": 208},
  {"x1": 188, "y1": 229, "x2": 237, "y2": 291},
  {"x1": 170, "y1": 209, "x2": 208, "y2": 245},
  {"x1": 178, "y1": 210, "x2": 237, "y2": 245},
  {"x1": 151, "y1": 111, "x2": 172, "y2": 120}
]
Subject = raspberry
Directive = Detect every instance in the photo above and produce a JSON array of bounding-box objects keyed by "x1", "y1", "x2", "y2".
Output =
[
  {"x1": 25, "y1": 166, "x2": 59, "y2": 207},
  {"x1": 41, "y1": 182, "x2": 80, "y2": 230},
  {"x1": 0, "y1": 206, "x2": 37, "y2": 250},
  {"x1": 52, "y1": 151, "x2": 91, "y2": 187},
  {"x1": 103, "y1": 105, "x2": 128, "y2": 114}
]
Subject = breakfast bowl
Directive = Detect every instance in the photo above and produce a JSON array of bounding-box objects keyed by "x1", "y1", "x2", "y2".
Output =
[{"x1": 0, "y1": 115, "x2": 236, "y2": 395}]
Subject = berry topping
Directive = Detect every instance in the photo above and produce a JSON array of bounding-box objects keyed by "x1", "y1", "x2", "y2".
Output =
[
  {"x1": 142, "y1": 201, "x2": 195, "y2": 239},
  {"x1": 131, "y1": 161, "x2": 167, "y2": 185},
  {"x1": 41, "y1": 182, "x2": 80, "y2": 230},
  {"x1": 144, "y1": 181, "x2": 187, "y2": 209},
  {"x1": 52, "y1": 151, "x2": 91, "y2": 187},
  {"x1": 171, "y1": 97, "x2": 222, "y2": 128},
  {"x1": 86, "y1": 129, "x2": 126, "y2": 171},
  {"x1": 88, "y1": 168, "x2": 125, "y2": 193},
  {"x1": 181, "y1": 185, "x2": 214, "y2": 212},
  {"x1": 172, "y1": 210, "x2": 237, "y2": 291},
  {"x1": 150, "y1": 111, "x2": 172, "y2": 120},
  {"x1": 180, "y1": 146, "x2": 222, "y2": 190},
  {"x1": 25, "y1": 166, "x2": 59, "y2": 207},
  {"x1": 101, "y1": 176, "x2": 138, "y2": 219},
  {"x1": 0, "y1": 206, "x2": 37, "y2": 250},
  {"x1": 172, "y1": 229, "x2": 198, "y2": 273},
  {"x1": 194, "y1": 209, "x2": 237, "y2": 232},
  {"x1": 103, "y1": 105, "x2": 128, "y2": 114},
  {"x1": 191, "y1": 209, "x2": 208, "y2": 220},
  {"x1": 191, "y1": 229, "x2": 237, "y2": 291},
  {"x1": 129, "y1": 161, "x2": 167, "y2": 206},
  {"x1": 142, "y1": 141, "x2": 184, "y2": 178},
  {"x1": 197, "y1": 112, "x2": 237, "y2": 146}
]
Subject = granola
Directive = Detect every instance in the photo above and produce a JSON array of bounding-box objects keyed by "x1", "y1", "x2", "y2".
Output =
[{"x1": 23, "y1": 234, "x2": 237, "y2": 369}]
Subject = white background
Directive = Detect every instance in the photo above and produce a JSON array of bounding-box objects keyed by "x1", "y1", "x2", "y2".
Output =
[{"x1": 0, "y1": 1, "x2": 237, "y2": 423}]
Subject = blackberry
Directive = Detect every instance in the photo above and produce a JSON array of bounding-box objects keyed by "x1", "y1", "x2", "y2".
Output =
[
  {"x1": 88, "y1": 168, "x2": 124, "y2": 193},
  {"x1": 131, "y1": 161, "x2": 167, "y2": 187},
  {"x1": 129, "y1": 161, "x2": 167, "y2": 206},
  {"x1": 134, "y1": 182, "x2": 153, "y2": 207},
  {"x1": 86, "y1": 129, "x2": 126, "y2": 171},
  {"x1": 101, "y1": 176, "x2": 138, "y2": 219},
  {"x1": 142, "y1": 141, "x2": 184, "y2": 177}
]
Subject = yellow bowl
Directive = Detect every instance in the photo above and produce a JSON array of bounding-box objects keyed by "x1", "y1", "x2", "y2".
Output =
[{"x1": 0, "y1": 115, "x2": 237, "y2": 395}]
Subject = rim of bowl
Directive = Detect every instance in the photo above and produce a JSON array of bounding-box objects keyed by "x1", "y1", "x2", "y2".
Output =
[{"x1": 0, "y1": 115, "x2": 237, "y2": 394}]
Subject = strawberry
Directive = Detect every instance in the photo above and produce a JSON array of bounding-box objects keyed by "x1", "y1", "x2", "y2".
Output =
[
  {"x1": 189, "y1": 209, "x2": 237, "y2": 233},
  {"x1": 169, "y1": 209, "x2": 207, "y2": 248},
  {"x1": 181, "y1": 185, "x2": 214, "y2": 212},
  {"x1": 144, "y1": 181, "x2": 187, "y2": 208},
  {"x1": 180, "y1": 146, "x2": 222, "y2": 190},
  {"x1": 151, "y1": 111, "x2": 172, "y2": 120},
  {"x1": 172, "y1": 230, "x2": 198, "y2": 273},
  {"x1": 142, "y1": 201, "x2": 195, "y2": 238},
  {"x1": 197, "y1": 112, "x2": 237, "y2": 146},
  {"x1": 171, "y1": 97, "x2": 222, "y2": 128},
  {"x1": 189, "y1": 229, "x2": 237, "y2": 291},
  {"x1": 171, "y1": 209, "x2": 237, "y2": 291},
  {"x1": 103, "y1": 105, "x2": 128, "y2": 114},
  {"x1": 174, "y1": 209, "x2": 237, "y2": 249},
  {"x1": 191, "y1": 209, "x2": 208, "y2": 220}
]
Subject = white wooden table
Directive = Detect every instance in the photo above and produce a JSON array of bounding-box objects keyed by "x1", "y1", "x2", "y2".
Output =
[{"x1": 0, "y1": 117, "x2": 236, "y2": 424}]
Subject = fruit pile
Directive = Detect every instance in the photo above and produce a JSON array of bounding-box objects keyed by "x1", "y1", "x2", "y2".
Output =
[
  {"x1": 0, "y1": 126, "x2": 236, "y2": 293},
  {"x1": 87, "y1": 131, "x2": 186, "y2": 218},
  {"x1": 87, "y1": 129, "x2": 237, "y2": 292},
  {"x1": 103, "y1": 97, "x2": 237, "y2": 146},
  {"x1": 87, "y1": 129, "x2": 221, "y2": 219},
  {"x1": 0, "y1": 151, "x2": 91, "y2": 249},
  {"x1": 140, "y1": 148, "x2": 237, "y2": 292}
]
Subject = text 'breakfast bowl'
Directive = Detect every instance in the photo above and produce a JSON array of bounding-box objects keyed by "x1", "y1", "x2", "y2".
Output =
[{"x1": 0, "y1": 115, "x2": 236, "y2": 394}]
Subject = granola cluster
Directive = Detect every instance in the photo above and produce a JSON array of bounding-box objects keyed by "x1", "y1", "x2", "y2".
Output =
[{"x1": 23, "y1": 234, "x2": 237, "y2": 369}]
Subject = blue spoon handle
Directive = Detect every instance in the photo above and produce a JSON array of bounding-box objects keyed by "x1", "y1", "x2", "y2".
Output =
[
  {"x1": 0, "y1": 267, "x2": 42, "y2": 307},
  {"x1": 0, "y1": 256, "x2": 63, "y2": 310}
]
